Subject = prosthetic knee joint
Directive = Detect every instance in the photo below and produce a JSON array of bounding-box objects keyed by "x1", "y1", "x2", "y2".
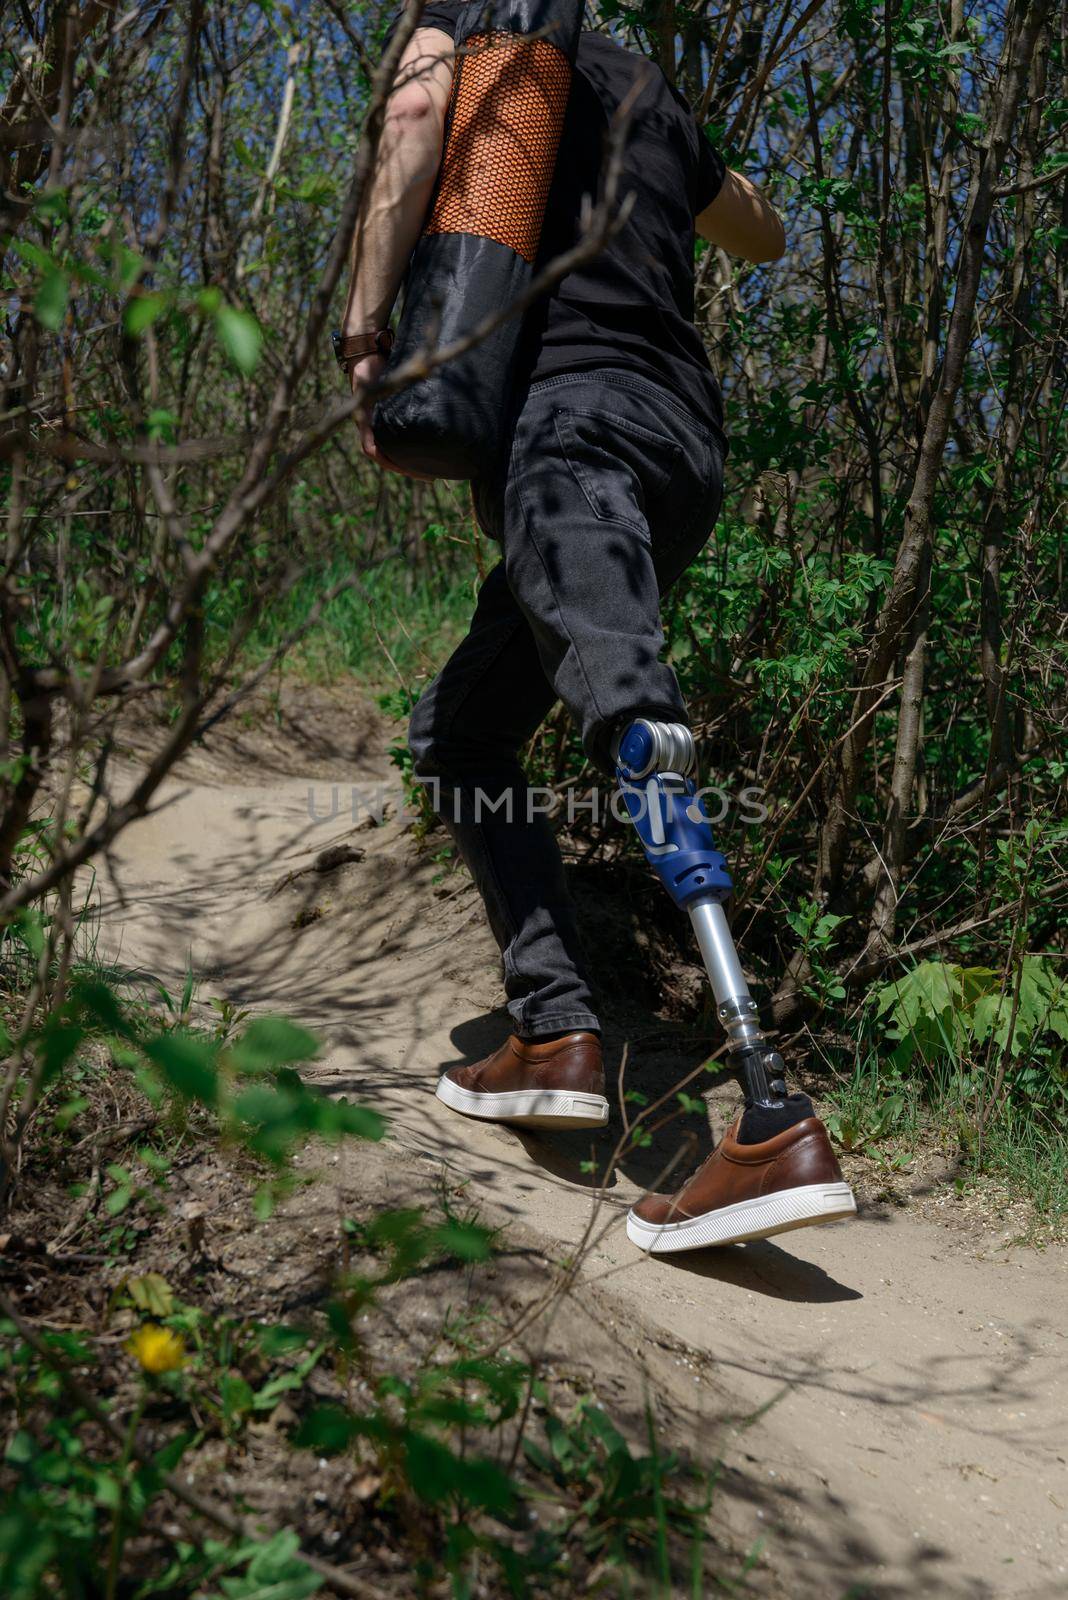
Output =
[{"x1": 613, "y1": 718, "x2": 786, "y2": 1109}]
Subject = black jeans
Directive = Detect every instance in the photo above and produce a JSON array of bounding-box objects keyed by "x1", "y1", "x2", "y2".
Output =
[{"x1": 408, "y1": 370, "x2": 725, "y2": 1037}]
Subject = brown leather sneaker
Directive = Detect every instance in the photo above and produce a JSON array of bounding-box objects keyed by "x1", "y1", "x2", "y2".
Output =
[
  {"x1": 627, "y1": 1114, "x2": 855, "y2": 1252},
  {"x1": 436, "y1": 1032, "x2": 609, "y2": 1129}
]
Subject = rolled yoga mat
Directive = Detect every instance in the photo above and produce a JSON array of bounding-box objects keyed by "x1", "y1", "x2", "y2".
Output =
[{"x1": 373, "y1": 0, "x2": 584, "y2": 480}]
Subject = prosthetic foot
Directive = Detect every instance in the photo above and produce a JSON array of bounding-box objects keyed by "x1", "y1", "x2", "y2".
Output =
[{"x1": 612, "y1": 718, "x2": 855, "y2": 1249}]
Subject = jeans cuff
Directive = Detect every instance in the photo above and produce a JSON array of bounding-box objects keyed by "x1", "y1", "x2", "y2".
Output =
[{"x1": 515, "y1": 1009, "x2": 602, "y2": 1039}]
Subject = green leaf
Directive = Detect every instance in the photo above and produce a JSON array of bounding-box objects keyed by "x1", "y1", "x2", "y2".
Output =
[
  {"x1": 34, "y1": 188, "x2": 69, "y2": 224},
  {"x1": 93, "y1": 1471, "x2": 123, "y2": 1510},
  {"x1": 14, "y1": 908, "x2": 45, "y2": 958},
  {"x1": 37, "y1": 1020, "x2": 86, "y2": 1087},
  {"x1": 53, "y1": 1094, "x2": 89, "y2": 1131},
  {"x1": 254, "y1": 1324, "x2": 312, "y2": 1358},
  {"x1": 293, "y1": 174, "x2": 335, "y2": 205},
  {"x1": 215, "y1": 305, "x2": 263, "y2": 374},
  {"x1": 127, "y1": 1272, "x2": 174, "y2": 1316},
  {"x1": 145, "y1": 1034, "x2": 219, "y2": 1105},
  {"x1": 958, "y1": 966, "x2": 1001, "y2": 1006},
  {"x1": 111, "y1": 242, "x2": 145, "y2": 291},
  {"x1": 220, "y1": 1373, "x2": 255, "y2": 1420},
  {"x1": 248, "y1": 1343, "x2": 324, "y2": 1411},
  {"x1": 231, "y1": 1017, "x2": 320, "y2": 1073},
  {"x1": 33, "y1": 268, "x2": 68, "y2": 329},
  {"x1": 74, "y1": 978, "x2": 136, "y2": 1040},
  {"x1": 13, "y1": 239, "x2": 52, "y2": 271},
  {"x1": 874, "y1": 961, "x2": 962, "y2": 1026},
  {"x1": 427, "y1": 1219, "x2": 492, "y2": 1263},
  {"x1": 522, "y1": 1436, "x2": 555, "y2": 1475},
  {"x1": 5, "y1": 1430, "x2": 35, "y2": 1466},
  {"x1": 403, "y1": 1431, "x2": 516, "y2": 1514},
  {"x1": 329, "y1": 1099, "x2": 385, "y2": 1141},
  {"x1": 212, "y1": 1529, "x2": 322, "y2": 1599},
  {"x1": 291, "y1": 1404, "x2": 359, "y2": 1454},
  {"x1": 131, "y1": 1429, "x2": 195, "y2": 1510},
  {"x1": 146, "y1": 407, "x2": 178, "y2": 442},
  {"x1": 124, "y1": 292, "x2": 167, "y2": 335},
  {"x1": 0, "y1": 1518, "x2": 56, "y2": 1598},
  {"x1": 1047, "y1": 1008, "x2": 1068, "y2": 1043}
]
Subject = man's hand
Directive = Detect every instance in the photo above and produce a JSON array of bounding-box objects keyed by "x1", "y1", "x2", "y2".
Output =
[
  {"x1": 349, "y1": 353, "x2": 436, "y2": 482},
  {"x1": 350, "y1": 352, "x2": 390, "y2": 467}
]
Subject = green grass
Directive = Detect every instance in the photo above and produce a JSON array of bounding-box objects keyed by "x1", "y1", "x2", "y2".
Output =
[
  {"x1": 975, "y1": 1103, "x2": 1068, "y2": 1224},
  {"x1": 821, "y1": 1040, "x2": 1068, "y2": 1227},
  {"x1": 243, "y1": 556, "x2": 478, "y2": 690},
  {"x1": 813, "y1": 953, "x2": 1068, "y2": 1226}
]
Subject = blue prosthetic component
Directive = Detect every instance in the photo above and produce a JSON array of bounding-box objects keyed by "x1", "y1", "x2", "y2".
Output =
[{"x1": 614, "y1": 721, "x2": 733, "y2": 911}]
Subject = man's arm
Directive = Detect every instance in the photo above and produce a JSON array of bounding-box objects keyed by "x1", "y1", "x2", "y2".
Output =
[
  {"x1": 696, "y1": 169, "x2": 786, "y2": 263},
  {"x1": 342, "y1": 27, "x2": 454, "y2": 471}
]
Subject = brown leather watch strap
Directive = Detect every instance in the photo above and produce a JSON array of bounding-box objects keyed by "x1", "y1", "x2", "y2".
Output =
[{"x1": 332, "y1": 328, "x2": 394, "y2": 372}]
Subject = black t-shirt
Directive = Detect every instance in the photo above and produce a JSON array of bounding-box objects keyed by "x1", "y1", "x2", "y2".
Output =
[{"x1": 388, "y1": 6, "x2": 727, "y2": 436}]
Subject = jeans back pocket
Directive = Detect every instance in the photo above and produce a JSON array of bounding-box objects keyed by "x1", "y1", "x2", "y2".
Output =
[{"x1": 552, "y1": 408, "x2": 682, "y2": 537}]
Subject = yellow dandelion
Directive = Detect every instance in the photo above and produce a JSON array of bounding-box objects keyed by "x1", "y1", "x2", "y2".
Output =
[{"x1": 127, "y1": 1323, "x2": 186, "y2": 1375}]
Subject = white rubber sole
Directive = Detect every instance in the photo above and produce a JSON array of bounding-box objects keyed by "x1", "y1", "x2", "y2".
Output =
[
  {"x1": 626, "y1": 1181, "x2": 856, "y2": 1253},
  {"x1": 435, "y1": 1073, "x2": 609, "y2": 1129}
]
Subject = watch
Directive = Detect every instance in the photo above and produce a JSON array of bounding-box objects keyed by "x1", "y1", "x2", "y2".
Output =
[{"x1": 332, "y1": 328, "x2": 394, "y2": 373}]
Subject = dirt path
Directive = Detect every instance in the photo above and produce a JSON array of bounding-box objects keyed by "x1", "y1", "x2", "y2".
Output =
[{"x1": 97, "y1": 689, "x2": 1068, "y2": 1598}]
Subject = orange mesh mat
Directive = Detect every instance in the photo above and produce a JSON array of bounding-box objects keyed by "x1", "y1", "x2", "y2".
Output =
[{"x1": 425, "y1": 32, "x2": 571, "y2": 264}]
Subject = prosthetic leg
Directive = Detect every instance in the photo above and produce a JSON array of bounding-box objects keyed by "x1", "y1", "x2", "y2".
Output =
[
  {"x1": 614, "y1": 716, "x2": 856, "y2": 1249},
  {"x1": 612, "y1": 718, "x2": 788, "y2": 1113}
]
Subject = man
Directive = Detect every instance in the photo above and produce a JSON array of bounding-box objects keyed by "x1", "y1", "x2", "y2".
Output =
[{"x1": 341, "y1": 6, "x2": 853, "y2": 1252}]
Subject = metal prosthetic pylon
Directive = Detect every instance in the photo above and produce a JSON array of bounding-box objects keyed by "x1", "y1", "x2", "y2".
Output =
[{"x1": 612, "y1": 718, "x2": 786, "y2": 1109}]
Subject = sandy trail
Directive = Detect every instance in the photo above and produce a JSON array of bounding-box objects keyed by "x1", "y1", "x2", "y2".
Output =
[{"x1": 97, "y1": 693, "x2": 1067, "y2": 1598}]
